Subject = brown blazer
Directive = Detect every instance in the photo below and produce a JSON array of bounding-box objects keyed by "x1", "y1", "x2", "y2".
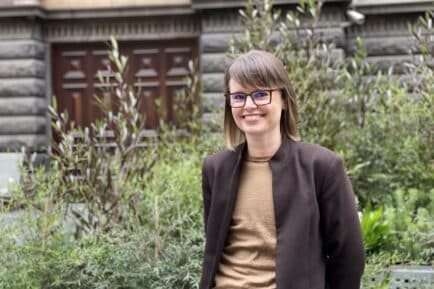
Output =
[{"x1": 200, "y1": 137, "x2": 365, "y2": 289}]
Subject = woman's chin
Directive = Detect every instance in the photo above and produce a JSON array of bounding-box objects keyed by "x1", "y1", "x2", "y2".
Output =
[{"x1": 241, "y1": 126, "x2": 267, "y2": 137}]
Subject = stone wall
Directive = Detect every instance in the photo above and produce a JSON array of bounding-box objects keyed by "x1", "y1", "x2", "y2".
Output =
[
  {"x1": 0, "y1": 0, "x2": 431, "y2": 150},
  {"x1": 0, "y1": 19, "x2": 48, "y2": 151},
  {"x1": 346, "y1": 13, "x2": 426, "y2": 75}
]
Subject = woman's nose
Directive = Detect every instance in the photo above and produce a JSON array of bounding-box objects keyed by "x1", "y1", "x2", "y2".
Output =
[{"x1": 244, "y1": 95, "x2": 257, "y2": 109}]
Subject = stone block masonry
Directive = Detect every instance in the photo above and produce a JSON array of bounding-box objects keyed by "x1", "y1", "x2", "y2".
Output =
[{"x1": 0, "y1": 39, "x2": 48, "y2": 151}]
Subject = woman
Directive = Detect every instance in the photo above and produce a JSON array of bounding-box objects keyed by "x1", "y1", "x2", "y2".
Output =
[{"x1": 200, "y1": 50, "x2": 365, "y2": 289}]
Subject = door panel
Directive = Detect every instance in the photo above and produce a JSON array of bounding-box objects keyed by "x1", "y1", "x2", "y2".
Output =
[{"x1": 52, "y1": 40, "x2": 197, "y2": 131}]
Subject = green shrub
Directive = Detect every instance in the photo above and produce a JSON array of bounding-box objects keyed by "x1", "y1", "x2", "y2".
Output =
[
  {"x1": 0, "y1": 36, "x2": 209, "y2": 288},
  {"x1": 228, "y1": 0, "x2": 433, "y2": 207},
  {"x1": 360, "y1": 206, "x2": 391, "y2": 253},
  {"x1": 361, "y1": 252, "x2": 393, "y2": 289},
  {"x1": 384, "y1": 188, "x2": 433, "y2": 263},
  {"x1": 0, "y1": 139, "x2": 207, "y2": 289}
]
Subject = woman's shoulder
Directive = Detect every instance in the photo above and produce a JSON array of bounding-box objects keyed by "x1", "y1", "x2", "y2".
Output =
[
  {"x1": 202, "y1": 146, "x2": 241, "y2": 172},
  {"x1": 205, "y1": 148, "x2": 236, "y2": 162}
]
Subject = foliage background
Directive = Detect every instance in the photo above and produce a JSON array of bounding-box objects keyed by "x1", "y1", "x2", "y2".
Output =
[{"x1": 0, "y1": 0, "x2": 432, "y2": 288}]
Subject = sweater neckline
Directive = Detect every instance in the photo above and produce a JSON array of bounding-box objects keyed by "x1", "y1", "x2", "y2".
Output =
[{"x1": 245, "y1": 154, "x2": 271, "y2": 162}]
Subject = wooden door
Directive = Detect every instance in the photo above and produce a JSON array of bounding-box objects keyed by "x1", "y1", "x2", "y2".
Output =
[{"x1": 51, "y1": 40, "x2": 197, "y2": 130}]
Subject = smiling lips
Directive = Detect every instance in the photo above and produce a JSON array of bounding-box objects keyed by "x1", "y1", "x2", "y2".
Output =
[{"x1": 243, "y1": 114, "x2": 265, "y2": 121}]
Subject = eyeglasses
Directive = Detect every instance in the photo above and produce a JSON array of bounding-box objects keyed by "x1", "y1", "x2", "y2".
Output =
[{"x1": 225, "y1": 89, "x2": 277, "y2": 108}]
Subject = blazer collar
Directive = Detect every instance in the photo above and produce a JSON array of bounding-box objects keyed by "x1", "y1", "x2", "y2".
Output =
[{"x1": 233, "y1": 136, "x2": 295, "y2": 163}]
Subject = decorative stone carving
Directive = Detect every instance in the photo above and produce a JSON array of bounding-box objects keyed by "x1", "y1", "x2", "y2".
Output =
[
  {"x1": 44, "y1": 17, "x2": 200, "y2": 42},
  {"x1": 346, "y1": 14, "x2": 419, "y2": 39},
  {"x1": 201, "y1": 10, "x2": 241, "y2": 33},
  {"x1": 317, "y1": 5, "x2": 346, "y2": 23},
  {"x1": 354, "y1": 0, "x2": 433, "y2": 14},
  {"x1": 0, "y1": 20, "x2": 42, "y2": 40}
]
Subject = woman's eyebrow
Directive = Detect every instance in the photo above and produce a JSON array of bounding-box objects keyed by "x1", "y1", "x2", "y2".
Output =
[{"x1": 230, "y1": 88, "x2": 263, "y2": 94}]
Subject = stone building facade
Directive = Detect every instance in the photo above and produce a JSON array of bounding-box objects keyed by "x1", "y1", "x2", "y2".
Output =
[{"x1": 0, "y1": 0, "x2": 431, "y2": 151}]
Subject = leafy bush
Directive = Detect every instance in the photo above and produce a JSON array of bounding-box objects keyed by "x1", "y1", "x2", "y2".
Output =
[
  {"x1": 384, "y1": 188, "x2": 433, "y2": 263},
  {"x1": 0, "y1": 132, "x2": 215, "y2": 288},
  {"x1": 228, "y1": 0, "x2": 433, "y2": 207},
  {"x1": 0, "y1": 37, "x2": 210, "y2": 288},
  {"x1": 360, "y1": 206, "x2": 391, "y2": 253}
]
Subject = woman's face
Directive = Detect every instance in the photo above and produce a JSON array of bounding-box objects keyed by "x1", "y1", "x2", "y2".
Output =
[{"x1": 229, "y1": 78, "x2": 284, "y2": 139}]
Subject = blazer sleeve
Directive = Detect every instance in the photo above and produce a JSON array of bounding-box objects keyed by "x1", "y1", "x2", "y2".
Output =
[
  {"x1": 202, "y1": 157, "x2": 212, "y2": 234},
  {"x1": 319, "y1": 156, "x2": 365, "y2": 289}
]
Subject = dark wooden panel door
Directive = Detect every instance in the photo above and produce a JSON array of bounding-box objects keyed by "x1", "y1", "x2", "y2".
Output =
[{"x1": 51, "y1": 40, "x2": 197, "y2": 130}]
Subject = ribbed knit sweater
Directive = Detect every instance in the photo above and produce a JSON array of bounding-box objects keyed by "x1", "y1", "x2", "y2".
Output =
[{"x1": 214, "y1": 155, "x2": 276, "y2": 289}]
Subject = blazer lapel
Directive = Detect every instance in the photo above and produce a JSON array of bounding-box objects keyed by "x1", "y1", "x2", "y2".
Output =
[{"x1": 208, "y1": 142, "x2": 246, "y2": 287}]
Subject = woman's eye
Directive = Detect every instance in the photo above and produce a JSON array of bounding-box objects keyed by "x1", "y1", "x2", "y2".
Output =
[
  {"x1": 232, "y1": 93, "x2": 246, "y2": 100},
  {"x1": 253, "y1": 91, "x2": 268, "y2": 98}
]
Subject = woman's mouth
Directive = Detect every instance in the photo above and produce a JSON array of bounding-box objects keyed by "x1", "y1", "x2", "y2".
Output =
[{"x1": 243, "y1": 114, "x2": 264, "y2": 121}]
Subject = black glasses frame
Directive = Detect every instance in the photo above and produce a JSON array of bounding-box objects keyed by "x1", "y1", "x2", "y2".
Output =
[{"x1": 224, "y1": 89, "x2": 277, "y2": 108}]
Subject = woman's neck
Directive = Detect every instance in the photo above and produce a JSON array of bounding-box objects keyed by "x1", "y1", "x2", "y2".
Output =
[{"x1": 245, "y1": 132, "x2": 282, "y2": 158}]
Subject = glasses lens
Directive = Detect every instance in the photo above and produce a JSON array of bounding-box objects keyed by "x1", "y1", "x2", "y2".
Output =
[
  {"x1": 251, "y1": 90, "x2": 270, "y2": 105},
  {"x1": 230, "y1": 93, "x2": 246, "y2": 107}
]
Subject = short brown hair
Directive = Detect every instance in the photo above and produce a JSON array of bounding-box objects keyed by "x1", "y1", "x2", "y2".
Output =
[{"x1": 223, "y1": 50, "x2": 299, "y2": 149}]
